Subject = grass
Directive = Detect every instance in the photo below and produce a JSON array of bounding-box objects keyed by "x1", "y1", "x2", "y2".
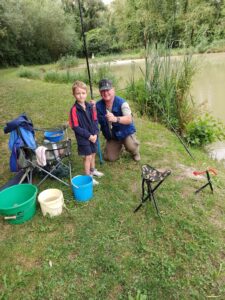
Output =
[{"x1": 0, "y1": 67, "x2": 225, "y2": 299}]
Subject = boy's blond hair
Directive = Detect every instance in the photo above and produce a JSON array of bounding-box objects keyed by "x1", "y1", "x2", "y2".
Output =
[{"x1": 72, "y1": 81, "x2": 87, "y2": 95}]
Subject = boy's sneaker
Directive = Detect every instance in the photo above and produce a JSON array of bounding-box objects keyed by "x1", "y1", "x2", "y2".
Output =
[
  {"x1": 91, "y1": 177, "x2": 99, "y2": 185},
  {"x1": 91, "y1": 169, "x2": 104, "y2": 177}
]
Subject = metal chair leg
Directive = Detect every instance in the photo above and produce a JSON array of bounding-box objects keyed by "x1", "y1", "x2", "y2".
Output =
[
  {"x1": 134, "y1": 179, "x2": 148, "y2": 213},
  {"x1": 149, "y1": 183, "x2": 160, "y2": 216},
  {"x1": 134, "y1": 179, "x2": 160, "y2": 216}
]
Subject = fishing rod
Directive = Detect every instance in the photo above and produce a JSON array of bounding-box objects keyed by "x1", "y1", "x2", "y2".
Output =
[
  {"x1": 137, "y1": 63, "x2": 195, "y2": 161},
  {"x1": 77, "y1": 0, "x2": 103, "y2": 164},
  {"x1": 77, "y1": 0, "x2": 93, "y2": 98},
  {"x1": 145, "y1": 83, "x2": 195, "y2": 161}
]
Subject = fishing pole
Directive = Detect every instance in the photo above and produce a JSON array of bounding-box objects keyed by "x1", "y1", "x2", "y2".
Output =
[
  {"x1": 138, "y1": 63, "x2": 195, "y2": 161},
  {"x1": 77, "y1": 0, "x2": 93, "y2": 98},
  {"x1": 76, "y1": 0, "x2": 103, "y2": 164},
  {"x1": 146, "y1": 85, "x2": 195, "y2": 161}
]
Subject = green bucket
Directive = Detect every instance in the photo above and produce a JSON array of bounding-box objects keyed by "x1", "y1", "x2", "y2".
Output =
[{"x1": 0, "y1": 184, "x2": 38, "y2": 224}]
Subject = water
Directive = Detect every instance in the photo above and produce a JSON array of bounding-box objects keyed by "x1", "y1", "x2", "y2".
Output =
[
  {"x1": 107, "y1": 53, "x2": 225, "y2": 161},
  {"x1": 191, "y1": 52, "x2": 225, "y2": 125},
  {"x1": 107, "y1": 53, "x2": 225, "y2": 125}
]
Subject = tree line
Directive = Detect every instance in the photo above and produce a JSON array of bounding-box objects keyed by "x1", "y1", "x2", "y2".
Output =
[{"x1": 1, "y1": 0, "x2": 225, "y2": 66}]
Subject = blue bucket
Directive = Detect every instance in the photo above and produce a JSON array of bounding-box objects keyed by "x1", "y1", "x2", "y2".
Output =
[
  {"x1": 71, "y1": 175, "x2": 93, "y2": 202},
  {"x1": 44, "y1": 130, "x2": 64, "y2": 143}
]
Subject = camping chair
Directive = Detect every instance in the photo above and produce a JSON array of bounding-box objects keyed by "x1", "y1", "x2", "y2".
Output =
[
  {"x1": 193, "y1": 168, "x2": 217, "y2": 194},
  {"x1": 4, "y1": 114, "x2": 72, "y2": 187},
  {"x1": 23, "y1": 138, "x2": 72, "y2": 187},
  {"x1": 134, "y1": 164, "x2": 171, "y2": 215}
]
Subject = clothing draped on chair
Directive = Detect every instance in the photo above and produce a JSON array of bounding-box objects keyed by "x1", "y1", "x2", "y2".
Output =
[
  {"x1": 4, "y1": 113, "x2": 72, "y2": 187},
  {"x1": 4, "y1": 114, "x2": 37, "y2": 172}
]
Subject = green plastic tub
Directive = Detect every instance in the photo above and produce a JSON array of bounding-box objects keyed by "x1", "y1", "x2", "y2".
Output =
[{"x1": 0, "y1": 184, "x2": 38, "y2": 224}]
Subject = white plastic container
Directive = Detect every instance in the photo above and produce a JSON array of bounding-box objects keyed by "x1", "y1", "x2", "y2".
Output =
[{"x1": 38, "y1": 189, "x2": 64, "y2": 217}]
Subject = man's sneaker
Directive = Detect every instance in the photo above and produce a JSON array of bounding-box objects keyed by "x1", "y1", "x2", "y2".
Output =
[
  {"x1": 91, "y1": 169, "x2": 104, "y2": 177},
  {"x1": 133, "y1": 153, "x2": 141, "y2": 161},
  {"x1": 92, "y1": 177, "x2": 99, "y2": 185}
]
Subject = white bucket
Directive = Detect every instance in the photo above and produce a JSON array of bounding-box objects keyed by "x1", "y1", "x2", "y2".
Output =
[{"x1": 38, "y1": 189, "x2": 64, "y2": 217}]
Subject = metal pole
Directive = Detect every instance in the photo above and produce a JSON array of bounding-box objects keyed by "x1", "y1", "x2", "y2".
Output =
[{"x1": 77, "y1": 0, "x2": 93, "y2": 98}]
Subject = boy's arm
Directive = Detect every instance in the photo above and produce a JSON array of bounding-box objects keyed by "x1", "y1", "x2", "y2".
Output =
[{"x1": 69, "y1": 106, "x2": 91, "y2": 139}]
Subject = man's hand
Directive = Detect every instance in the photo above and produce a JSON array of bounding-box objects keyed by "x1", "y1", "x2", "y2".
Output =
[{"x1": 106, "y1": 111, "x2": 117, "y2": 123}]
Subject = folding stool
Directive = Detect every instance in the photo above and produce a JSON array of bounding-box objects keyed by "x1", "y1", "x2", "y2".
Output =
[
  {"x1": 134, "y1": 164, "x2": 171, "y2": 215},
  {"x1": 193, "y1": 168, "x2": 217, "y2": 194}
]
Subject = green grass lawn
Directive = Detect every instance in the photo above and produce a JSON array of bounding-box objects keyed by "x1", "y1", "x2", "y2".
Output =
[{"x1": 0, "y1": 67, "x2": 225, "y2": 300}]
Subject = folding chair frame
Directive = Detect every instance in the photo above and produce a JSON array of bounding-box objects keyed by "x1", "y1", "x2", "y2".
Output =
[
  {"x1": 25, "y1": 140, "x2": 72, "y2": 187},
  {"x1": 26, "y1": 160, "x2": 71, "y2": 187}
]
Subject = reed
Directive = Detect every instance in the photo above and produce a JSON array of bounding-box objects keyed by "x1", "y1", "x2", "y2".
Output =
[{"x1": 127, "y1": 45, "x2": 197, "y2": 134}]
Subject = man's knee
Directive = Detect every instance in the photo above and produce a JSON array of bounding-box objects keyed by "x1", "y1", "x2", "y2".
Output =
[
  {"x1": 104, "y1": 140, "x2": 122, "y2": 161},
  {"x1": 103, "y1": 150, "x2": 120, "y2": 162},
  {"x1": 124, "y1": 134, "x2": 140, "y2": 154},
  {"x1": 103, "y1": 154, "x2": 118, "y2": 162}
]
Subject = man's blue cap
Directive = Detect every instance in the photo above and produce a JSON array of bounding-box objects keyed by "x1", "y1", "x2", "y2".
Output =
[{"x1": 99, "y1": 79, "x2": 113, "y2": 91}]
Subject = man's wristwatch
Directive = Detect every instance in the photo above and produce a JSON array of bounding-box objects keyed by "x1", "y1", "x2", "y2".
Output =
[{"x1": 117, "y1": 117, "x2": 121, "y2": 123}]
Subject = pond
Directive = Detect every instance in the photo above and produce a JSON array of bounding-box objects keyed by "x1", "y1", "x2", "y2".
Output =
[
  {"x1": 104, "y1": 52, "x2": 225, "y2": 125},
  {"x1": 101, "y1": 52, "x2": 225, "y2": 161}
]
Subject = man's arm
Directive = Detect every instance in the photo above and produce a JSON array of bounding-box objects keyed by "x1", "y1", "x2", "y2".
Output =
[{"x1": 106, "y1": 102, "x2": 133, "y2": 124}]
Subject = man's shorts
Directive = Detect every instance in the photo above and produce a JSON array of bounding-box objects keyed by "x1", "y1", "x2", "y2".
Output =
[{"x1": 78, "y1": 142, "x2": 97, "y2": 156}]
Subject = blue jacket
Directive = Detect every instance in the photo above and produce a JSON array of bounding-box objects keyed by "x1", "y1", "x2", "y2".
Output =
[
  {"x1": 4, "y1": 114, "x2": 37, "y2": 172},
  {"x1": 4, "y1": 113, "x2": 34, "y2": 134},
  {"x1": 69, "y1": 101, "x2": 99, "y2": 146},
  {"x1": 96, "y1": 96, "x2": 136, "y2": 141}
]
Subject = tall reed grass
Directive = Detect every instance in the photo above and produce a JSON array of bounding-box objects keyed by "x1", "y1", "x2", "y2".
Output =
[{"x1": 127, "y1": 46, "x2": 197, "y2": 134}]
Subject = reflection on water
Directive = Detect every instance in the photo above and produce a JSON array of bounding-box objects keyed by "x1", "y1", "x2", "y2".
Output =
[
  {"x1": 109, "y1": 53, "x2": 225, "y2": 125},
  {"x1": 191, "y1": 52, "x2": 225, "y2": 125}
]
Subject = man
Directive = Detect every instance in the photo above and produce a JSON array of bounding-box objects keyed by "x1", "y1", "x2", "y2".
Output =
[{"x1": 96, "y1": 78, "x2": 140, "y2": 162}]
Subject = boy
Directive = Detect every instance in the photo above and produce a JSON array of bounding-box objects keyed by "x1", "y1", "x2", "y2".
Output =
[{"x1": 69, "y1": 81, "x2": 103, "y2": 185}]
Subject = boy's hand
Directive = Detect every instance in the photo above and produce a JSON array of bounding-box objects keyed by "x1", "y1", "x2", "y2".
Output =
[
  {"x1": 90, "y1": 99, "x2": 96, "y2": 107},
  {"x1": 92, "y1": 134, "x2": 97, "y2": 143},
  {"x1": 89, "y1": 134, "x2": 97, "y2": 143}
]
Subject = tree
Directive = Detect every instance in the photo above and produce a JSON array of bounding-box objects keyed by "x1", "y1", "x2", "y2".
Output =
[{"x1": 0, "y1": 0, "x2": 78, "y2": 66}]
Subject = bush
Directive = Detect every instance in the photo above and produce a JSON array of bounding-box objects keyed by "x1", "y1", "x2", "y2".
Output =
[
  {"x1": 91, "y1": 63, "x2": 117, "y2": 86},
  {"x1": 17, "y1": 67, "x2": 40, "y2": 80},
  {"x1": 86, "y1": 28, "x2": 113, "y2": 56},
  {"x1": 0, "y1": 0, "x2": 77, "y2": 66},
  {"x1": 57, "y1": 55, "x2": 79, "y2": 69},
  {"x1": 43, "y1": 70, "x2": 88, "y2": 84},
  {"x1": 185, "y1": 114, "x2": 225, "y2": 147}
]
